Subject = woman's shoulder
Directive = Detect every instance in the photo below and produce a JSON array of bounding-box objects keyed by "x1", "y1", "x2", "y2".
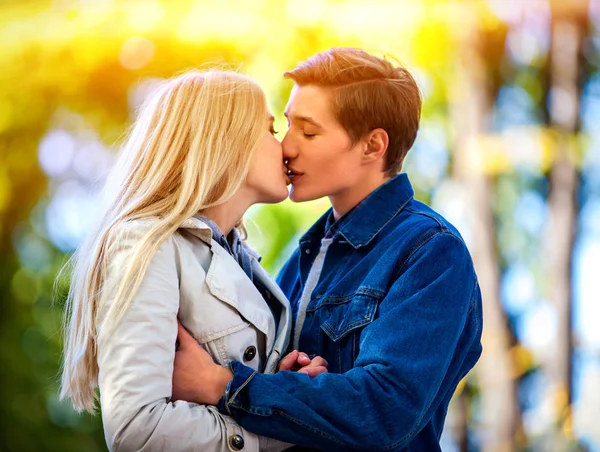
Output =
[
  {"x1": 109, "y1": 216, "x2": 206, "y2": 241},
  {"x1": 109, "y1": 216, "x2": 161, "y2": 239},
  {"x1": 106, "y1": 217, "x2": 183, "y2": 257},
  {"x1": 106, "y1": 216, "x2": 221, "y2": 264}
]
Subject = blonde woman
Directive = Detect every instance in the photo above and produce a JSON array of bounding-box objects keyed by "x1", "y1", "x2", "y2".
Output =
[{"x1": 59, "y1": 70, "x2": 322, "y2": 451}]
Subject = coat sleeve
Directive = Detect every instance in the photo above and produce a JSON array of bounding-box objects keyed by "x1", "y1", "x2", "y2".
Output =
[{"x1": 97, "y1": 226, "x2": 291, "y2": 452}]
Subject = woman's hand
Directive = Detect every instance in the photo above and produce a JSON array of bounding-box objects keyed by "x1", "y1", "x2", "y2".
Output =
[
  {"x1": 172, "y1": 322, "x2": 233, "y2": 405},
  {"x1": 278, "y1": 350, "x2": 328, "y2": 377}
]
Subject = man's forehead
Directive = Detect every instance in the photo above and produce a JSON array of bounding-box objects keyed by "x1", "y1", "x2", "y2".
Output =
[{"x1": 284, "y1": 84, "x2": 330, "y2": 118}]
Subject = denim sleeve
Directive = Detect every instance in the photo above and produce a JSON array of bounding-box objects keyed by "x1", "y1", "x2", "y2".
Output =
[{"x1": 217, "y1": 232, "x2": 480, "y2": 452}]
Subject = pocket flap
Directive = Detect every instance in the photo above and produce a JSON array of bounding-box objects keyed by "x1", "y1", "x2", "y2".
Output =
[{"x1": 320, "y1": 293, "x2": 379, "y2": 343}]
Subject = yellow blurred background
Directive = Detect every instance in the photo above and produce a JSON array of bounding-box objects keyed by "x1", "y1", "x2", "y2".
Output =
[{"x1": 1, "y1": 0, "x2": 599, "y2": 450}]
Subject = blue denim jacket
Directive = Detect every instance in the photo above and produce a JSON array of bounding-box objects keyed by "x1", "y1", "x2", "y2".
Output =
[{"x1": 217, "y1": 174, "x2": 483, "y2": 451}]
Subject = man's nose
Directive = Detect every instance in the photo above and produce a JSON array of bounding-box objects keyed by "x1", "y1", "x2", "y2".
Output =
[{"x1": 282, "y1": 132, "x2": 298, "y2": 160}]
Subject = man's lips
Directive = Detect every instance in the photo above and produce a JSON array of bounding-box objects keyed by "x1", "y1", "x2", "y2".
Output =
[{"x1": 286, "y1": 167, "x2": 304, "y2": 178}]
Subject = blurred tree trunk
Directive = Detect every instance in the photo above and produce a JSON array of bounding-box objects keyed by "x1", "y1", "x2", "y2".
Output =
[
  {"x1": 451, "y1": 383, "x2": 471, "y2": 452},
  {"x1": 449, "y1": 13, "x2": 523, "y2": 452},
  {"x1": 543, "y1": 0, "x2": 588, "y2": 444}
]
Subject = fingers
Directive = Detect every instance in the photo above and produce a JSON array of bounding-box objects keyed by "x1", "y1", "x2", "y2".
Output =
[
  {"x1": 279, "y1": 351, "x2": 317, "y2": 372},
  {"x1": 279, "y1": 352, "x2": 329, "y2": 376},
  {"x1": 278, "y1": 350, "x2": 300, "y2": 371},
  {"x1": 177, "y1": 321, "x2": 194, "y2": 348},
  {"x1": 296, "y1": 354, "x2": 329, "y2": 378},
  {"x1": 307, "y1": 356, "x2": 328, "y2": 368},
  {"x1": 298, "y1": 365, "x2": 328, "y2": 378},
  {"x1": 297, "y1": 352, "x2": 312, "y2": 367}
]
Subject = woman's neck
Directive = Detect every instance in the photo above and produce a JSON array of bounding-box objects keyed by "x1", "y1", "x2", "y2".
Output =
[{"x1": 201, "y1": 190, "x2": 254, "y2": 236}]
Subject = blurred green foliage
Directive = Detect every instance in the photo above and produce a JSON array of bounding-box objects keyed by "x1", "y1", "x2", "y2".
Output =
[{"x1": 1, "y1": 1, "x2": 599, "y2": 451}]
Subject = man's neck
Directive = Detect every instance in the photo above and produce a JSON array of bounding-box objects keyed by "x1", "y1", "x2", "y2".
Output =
[{"x1": 329, "y1": 173, "x2": 391, "y2": 221}]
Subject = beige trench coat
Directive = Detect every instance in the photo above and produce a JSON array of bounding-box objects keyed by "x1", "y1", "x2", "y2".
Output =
[{"x1": 96, "y1": 217, "x2": 293, "y2": 452}]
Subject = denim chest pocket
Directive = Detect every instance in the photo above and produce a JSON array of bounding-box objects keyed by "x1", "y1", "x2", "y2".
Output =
[{"x1": 311, "y1": 290, "x2": 380, "y2": 373}]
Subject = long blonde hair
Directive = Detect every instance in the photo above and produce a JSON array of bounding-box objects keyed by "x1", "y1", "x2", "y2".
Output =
[{"x1": 58, "y1": 70, "x2": 268, "y2": 412}]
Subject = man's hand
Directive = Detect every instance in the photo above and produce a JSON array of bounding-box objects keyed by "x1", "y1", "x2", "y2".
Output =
[
  {"x1": 172, "y1": 322, "x2": 232, "y2": 405},
  {"x1": 279, "y1": 350, "x2": 328, "y2": 377}
]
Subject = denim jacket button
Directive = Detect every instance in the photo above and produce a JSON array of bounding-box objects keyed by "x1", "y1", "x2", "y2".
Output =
[
  {"x1": 305, "y1": 249, "x2": 311, "y2": 254},
  {"x1": 243, "y1": 346, "x2": 257, "y2": 362},
  {"x1": 229, "y1": 434, "x2": 245, "y2": 450}
]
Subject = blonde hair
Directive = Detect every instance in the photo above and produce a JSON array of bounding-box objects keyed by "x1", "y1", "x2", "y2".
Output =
[
  {"x1": 58, "y1": 70, "x2": 268, "y2": 412},
  {"x1": 285, "y1": 48, "x2": 421, "y2": 176}
]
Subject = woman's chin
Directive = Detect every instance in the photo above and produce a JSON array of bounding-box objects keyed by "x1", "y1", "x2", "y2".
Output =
[
  {"x1": 258, "y1": 188, "x2": 289, "y2": 204},
  {"x1": 274, "y1": 190, "x2": 290, "y2": 203}
]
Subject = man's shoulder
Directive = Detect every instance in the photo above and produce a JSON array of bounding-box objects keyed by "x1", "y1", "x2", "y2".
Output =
[{"x1": 390, "y1": 198, "x2": 466, "y2": 244}]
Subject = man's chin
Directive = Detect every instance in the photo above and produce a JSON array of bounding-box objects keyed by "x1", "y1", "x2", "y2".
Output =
[{"x1": 289, "y1": 187, "x2": 323, "y2": 203}]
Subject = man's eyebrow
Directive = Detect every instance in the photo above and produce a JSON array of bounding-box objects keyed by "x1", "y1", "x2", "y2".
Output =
[{"x1": 283, "y1": 112, "x2": 323, "y2": 129}]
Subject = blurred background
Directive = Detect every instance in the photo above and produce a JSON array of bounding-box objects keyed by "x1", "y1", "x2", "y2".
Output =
[{"x1": 0, "y1": 0, "x2": 599, "y2": 450}]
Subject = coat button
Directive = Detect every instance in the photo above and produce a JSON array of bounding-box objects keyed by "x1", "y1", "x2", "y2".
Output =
[
  {"x1": 243, "y1": 346, "x2": 257, "y2": 362},
  {"x1": 230, "y1": 434, "x2": 245, "y2": 450}
]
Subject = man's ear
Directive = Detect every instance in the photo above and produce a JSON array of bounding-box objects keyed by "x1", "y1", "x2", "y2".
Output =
[{"x1": 362, "y1": 128, "x2": 389, "y2": 163}]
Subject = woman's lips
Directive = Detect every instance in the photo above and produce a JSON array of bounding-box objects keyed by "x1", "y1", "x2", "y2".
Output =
[{"x1": 283, "y1": 167, "x2": 292, "y2": 185}]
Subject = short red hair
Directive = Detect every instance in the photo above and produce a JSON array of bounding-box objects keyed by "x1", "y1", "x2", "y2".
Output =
[{"x1": 284, "y1": 48, "x2": 421, "y2": 176}]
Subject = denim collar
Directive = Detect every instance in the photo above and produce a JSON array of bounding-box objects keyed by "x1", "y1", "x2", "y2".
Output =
[{"x1": 300, "y1": 173, "x2": 414, "y2": 249}]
